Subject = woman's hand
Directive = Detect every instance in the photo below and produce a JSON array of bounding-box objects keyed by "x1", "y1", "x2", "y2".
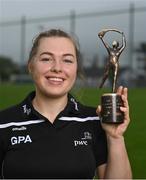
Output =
[{"x1": 96, "y1": 86, "x2": 130, "y2": 139}]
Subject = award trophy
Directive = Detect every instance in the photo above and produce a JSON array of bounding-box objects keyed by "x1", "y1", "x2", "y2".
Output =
[{"x1": 98, "y1": 29, "x2": 126, "y2": 123}]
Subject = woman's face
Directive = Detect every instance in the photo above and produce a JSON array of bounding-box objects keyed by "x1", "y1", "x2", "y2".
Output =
[{"x1": 28, "y1": 37, "x2": 77, "y2": 98}]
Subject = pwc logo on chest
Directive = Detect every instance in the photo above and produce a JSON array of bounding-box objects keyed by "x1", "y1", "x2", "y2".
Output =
[
  {"x1": 11, "y1": 135, "x2": 32, "y2": 145},
  {"x1": 74, "y1": 140, "x2": 88, "y2": 147},
  {"x1": 73, "y1": 131, "x2": 92, "y2": 147}
]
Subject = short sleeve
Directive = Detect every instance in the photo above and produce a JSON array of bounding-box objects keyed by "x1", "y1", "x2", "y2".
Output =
[{"x1": 92, "y1": 121, "x2": 108, "y2": 167}]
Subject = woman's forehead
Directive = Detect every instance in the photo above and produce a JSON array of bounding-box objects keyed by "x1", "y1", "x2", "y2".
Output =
[
  {"x1": 37, "y1": 37, "x2": 76, "y2": 53},
  {"x1": 39, "y1": 37, "x2": 74, "y2": 46}
]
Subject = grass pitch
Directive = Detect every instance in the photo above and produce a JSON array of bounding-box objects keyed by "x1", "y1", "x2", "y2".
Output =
[{"x1": 0, "y1": 83, "x2": 146, "y2": 178}]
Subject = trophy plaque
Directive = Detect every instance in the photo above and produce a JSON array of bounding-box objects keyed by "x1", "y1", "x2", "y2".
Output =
[{"x1": 98, "y1": 29, "x2": 126, "y2": 123}]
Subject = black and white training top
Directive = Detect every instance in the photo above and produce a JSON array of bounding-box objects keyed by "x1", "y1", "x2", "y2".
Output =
[{"x1": 0, "y1": 91, "x2": 107, "y2": 179}]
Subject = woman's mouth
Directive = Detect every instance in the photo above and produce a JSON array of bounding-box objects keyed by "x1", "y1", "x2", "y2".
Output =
[
  {"x1": 48, "y1": 77, "x2": 64, "y2": 82},
  {"x1": 45, "y1": 76, "x2": 65, "y2": 85}
]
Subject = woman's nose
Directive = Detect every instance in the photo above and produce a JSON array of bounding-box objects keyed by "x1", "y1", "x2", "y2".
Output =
[{"x1": 50, "y1": 60, "x2": 62, "y2": 73}]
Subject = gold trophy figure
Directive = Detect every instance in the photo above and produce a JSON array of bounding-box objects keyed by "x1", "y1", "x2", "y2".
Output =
[{"x1": 98, "y1": 29, "x2": 126, "y2": 123}]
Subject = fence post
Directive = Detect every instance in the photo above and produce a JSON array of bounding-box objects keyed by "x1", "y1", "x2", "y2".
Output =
[
  {"x1": 70, "y1": 10, "x2": 76, "y2": 35},
  {"x1": 20, "y1": 16, "x2": 26, "y2": 70},
  {"x1": 129, "y1": 2, "x2": 135, "y2": 71}
]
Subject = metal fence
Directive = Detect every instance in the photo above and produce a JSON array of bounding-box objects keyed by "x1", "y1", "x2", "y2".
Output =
[{"x1": 0, "y1": 3, "x2": 146, "y2": 87}]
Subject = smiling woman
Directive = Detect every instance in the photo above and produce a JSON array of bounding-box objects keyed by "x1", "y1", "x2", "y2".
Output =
[
  {"x1": 28, "y1": 36, "x2": 77, "y2": 101},
  {"x1": 0, "y1": 29, "x2": 132, "y2": 179}
]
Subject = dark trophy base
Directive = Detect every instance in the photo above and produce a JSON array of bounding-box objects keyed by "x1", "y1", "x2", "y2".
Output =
[{"x1": 101, "y1": 93, "x2": 124, "y2": 124}]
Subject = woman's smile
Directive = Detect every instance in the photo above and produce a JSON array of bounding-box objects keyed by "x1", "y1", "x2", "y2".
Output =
[{"x1": 45, "y1": 76, "x2": 65, "y2": 85}]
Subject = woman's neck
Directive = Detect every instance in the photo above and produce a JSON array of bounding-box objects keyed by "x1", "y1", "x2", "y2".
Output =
[{"x1": 32, "y1": 91, "x2": 68, "y2": 123}]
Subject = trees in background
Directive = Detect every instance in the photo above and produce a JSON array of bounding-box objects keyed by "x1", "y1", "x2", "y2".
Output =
[
  {"x1": 0, "y1": 56, "x2": 20, "y2": 82},
  {"x1": 0, "y1": 41, "x2": 145, "y2": 86}
]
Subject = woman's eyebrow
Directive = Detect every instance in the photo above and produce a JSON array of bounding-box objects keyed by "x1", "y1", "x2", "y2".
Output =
[
  {"x1": 40, "y1": 52, "x2": 75, "y2": 58},
  {"x1": 40, "y1": 52, "x2": 53, "y2": 56},
  {"x1": 63, "y1": 53, "x2": 75, "y2": 57}
]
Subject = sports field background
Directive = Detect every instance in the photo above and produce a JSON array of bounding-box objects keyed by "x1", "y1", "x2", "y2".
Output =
[{"x1": 0, "y1": 83, "x2": 146, "y2": 179}]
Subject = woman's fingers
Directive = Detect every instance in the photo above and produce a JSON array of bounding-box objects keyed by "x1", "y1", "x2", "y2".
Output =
[
  {"x1": 117, "y1": 86, "x2": 128, "y2": 97},
  {"x1": 96, "y1": 105, "x2": 101, "y2": 115},
  {"x1": 123, "y1": 87, "x2": 128, "y2": 99},
  {"x1": 120, "y1": 91, "x2": 130, "y2": 125},
  {"x1": 116, "y1": 86, "x2": 123, "y2": 95}
]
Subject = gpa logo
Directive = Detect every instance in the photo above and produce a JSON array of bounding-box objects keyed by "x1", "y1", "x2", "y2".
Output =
[{"x1": 11, "y1": 135, "x2": 32, "y2": 145}]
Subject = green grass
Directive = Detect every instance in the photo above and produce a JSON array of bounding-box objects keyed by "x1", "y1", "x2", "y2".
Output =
[
  {"x1": 0, "y1": 83, "x2": 35, "y2": 109},
  {"x1": 0, "y1": 83, "x2": 146, "y2": 178}
]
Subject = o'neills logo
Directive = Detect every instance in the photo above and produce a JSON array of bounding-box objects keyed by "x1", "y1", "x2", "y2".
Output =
[{"x1": 12, "y1": 126, "x2": 27, "y2": 131}]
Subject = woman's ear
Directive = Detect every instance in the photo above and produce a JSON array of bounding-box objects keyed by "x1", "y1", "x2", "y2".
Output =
[{"x1": 28, "y1": 62, "x2": 32, "y2": 74}]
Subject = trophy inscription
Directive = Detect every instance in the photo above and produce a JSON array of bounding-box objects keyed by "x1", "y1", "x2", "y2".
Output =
[{"x1": 98, "y1": 29, "x2": 126, "y2": 123}]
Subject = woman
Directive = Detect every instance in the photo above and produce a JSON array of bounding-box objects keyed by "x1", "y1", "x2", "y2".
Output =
[{"x1": 0, "y1": 29, "x2": 132, "y2": 179}]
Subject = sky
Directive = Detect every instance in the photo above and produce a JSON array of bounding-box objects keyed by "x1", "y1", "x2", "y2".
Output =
[
  {"x1": 0, "y1": 0, "x2": 146, "y2": 68},
  {"x1": 0, "y1": 0, "x2": 145, "y2": 21}
]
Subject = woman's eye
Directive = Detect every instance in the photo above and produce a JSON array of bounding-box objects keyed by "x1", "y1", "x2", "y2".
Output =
[
  {"x1": 63, "y1": 59, "x2": 73, "y2": 63},
  {"x1": 41, "y1": 58, "x2": 52, "y2": 62}
]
